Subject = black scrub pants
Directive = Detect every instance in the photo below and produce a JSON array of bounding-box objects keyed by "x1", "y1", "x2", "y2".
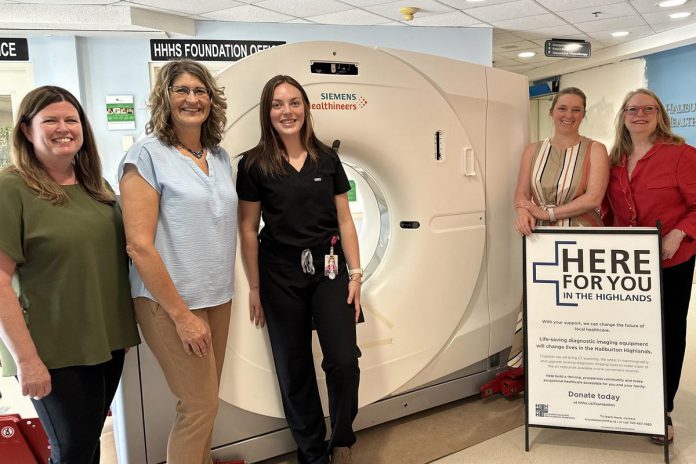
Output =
[
  {"x1": 662, "y1": 256, "x2": 695, "y2": 412},
  {"x1": 30, "y1": 349, "x2": 125, "y2": 464},
  {"x1": 259, "y1": 242, "x2": 361, "y2": 464}
]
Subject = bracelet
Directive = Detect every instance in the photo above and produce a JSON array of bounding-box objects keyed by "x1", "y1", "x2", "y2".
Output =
[
  {"x1": 548, "y1": 207, "x2": 556, "y2": 222},
  {"x1": 349, "y1": 273, "x2": 363, "y2": 283},
  {"x1": 348, "y1": 268, "x2": 363, "y2": 276}
]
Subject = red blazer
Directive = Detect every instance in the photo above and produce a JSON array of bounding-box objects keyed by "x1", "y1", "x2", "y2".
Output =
[{"x1": 602, "y1": 141, "x2": 696, "y2": 268}]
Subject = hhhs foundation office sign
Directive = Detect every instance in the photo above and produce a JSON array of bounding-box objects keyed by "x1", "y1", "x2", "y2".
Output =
[{"x1": 524, "y1": 227, "x2": 667, "y2": 450}]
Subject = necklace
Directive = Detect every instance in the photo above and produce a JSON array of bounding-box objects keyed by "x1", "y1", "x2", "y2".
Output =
[{"x1": 177, "y1": 141, "x2": 204, "y2": 159}]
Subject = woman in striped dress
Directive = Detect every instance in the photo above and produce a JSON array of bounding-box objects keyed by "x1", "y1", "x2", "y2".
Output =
[
  {"x1": 508, "y1": 87, "x2": 609, "y2": 367},
  {"x1": 514, "y1": 87, "x2": 609, "y2": 233}
]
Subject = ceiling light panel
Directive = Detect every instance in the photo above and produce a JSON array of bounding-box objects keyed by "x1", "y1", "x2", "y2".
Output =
[{"x1": 631, "y1": 0, "x2": 686, "y2": 13}]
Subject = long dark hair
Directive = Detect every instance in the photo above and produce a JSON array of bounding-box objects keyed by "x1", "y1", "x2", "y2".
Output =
[
  {"x1": 10, "y1": 85, "x2": 114, "y2": 205},
  {"x1": 243, "y1": 75, "x2": 331, "y2": 177}
]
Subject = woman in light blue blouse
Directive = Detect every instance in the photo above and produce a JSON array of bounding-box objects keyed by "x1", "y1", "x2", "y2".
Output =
[{"x1": 118, "y1": 60, "x2": 237, "y2": 464}]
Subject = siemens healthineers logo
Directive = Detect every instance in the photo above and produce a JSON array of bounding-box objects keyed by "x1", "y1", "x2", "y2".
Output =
[
  {"x1": 532, "y1": 240, "x2": 654, "y2": 308},
  {"x1": 311, "y1": 92, "x2": 368, "y2": 111}
]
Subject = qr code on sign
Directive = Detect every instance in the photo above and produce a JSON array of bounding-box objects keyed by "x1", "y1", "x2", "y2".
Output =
[{"x1": 535, "y1": 404, "x2": 548, "y2": 417}]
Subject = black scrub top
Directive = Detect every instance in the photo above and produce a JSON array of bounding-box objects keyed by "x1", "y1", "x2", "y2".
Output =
[{"x1": 236, "y1": 147, "x2": 351, "y2": 249}]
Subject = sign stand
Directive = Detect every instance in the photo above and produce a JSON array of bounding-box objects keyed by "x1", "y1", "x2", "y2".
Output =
[{"x1": 522, "y1": 226, "x2": 668, "y2": 463}]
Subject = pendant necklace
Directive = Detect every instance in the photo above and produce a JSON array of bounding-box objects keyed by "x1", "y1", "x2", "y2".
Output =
[{"x1": 178, "y1": 141, "x2": 204, "y2": 159}]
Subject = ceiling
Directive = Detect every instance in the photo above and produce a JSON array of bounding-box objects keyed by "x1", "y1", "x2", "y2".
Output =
[{"x1": 2, "y1": 0, "x2": 696, "y2": 80}]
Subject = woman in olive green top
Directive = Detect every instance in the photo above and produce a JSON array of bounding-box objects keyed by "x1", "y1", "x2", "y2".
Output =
[{"x1": 0, "y1": 86, "x2": 140, "y2": 464}]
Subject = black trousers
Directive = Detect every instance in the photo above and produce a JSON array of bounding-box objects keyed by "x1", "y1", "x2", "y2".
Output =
[
  {"x1": 30, "y1": 349, "x2": 125, "y2": 464},
  {"x1": 259, "y1": 243, "x2": 361, "y2": 464},
  {"x1": 662, "y1": 256, "x2": 695, "y2": 412}
]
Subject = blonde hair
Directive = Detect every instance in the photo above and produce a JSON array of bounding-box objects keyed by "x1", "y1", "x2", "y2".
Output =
[
  {"x1": 550, "y1": 87, "x2": 587, "y2": 114},
  {"x1": 609, "y1": 88, "x2": 684, "y2": 166},
  {"x1": 146, "y1": 60, "x2": 227, "y2": 149},
  {"x1": 10, "y1": 85, "x2": 114, "y2": 205}
]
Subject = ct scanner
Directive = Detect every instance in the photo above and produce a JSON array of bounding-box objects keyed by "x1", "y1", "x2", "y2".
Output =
[{"x1": 113, "y1": 41, "x2": 529, "y2": 463}]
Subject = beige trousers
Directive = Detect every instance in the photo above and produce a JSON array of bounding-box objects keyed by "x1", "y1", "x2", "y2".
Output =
[{"x1": 134, "y1": 297, "x2": 231, "y2": 464}]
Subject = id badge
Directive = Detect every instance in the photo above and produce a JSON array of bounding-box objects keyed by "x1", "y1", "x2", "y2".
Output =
[{"x1": 324, "y1": 254, "x2": 338, "y2": 279}]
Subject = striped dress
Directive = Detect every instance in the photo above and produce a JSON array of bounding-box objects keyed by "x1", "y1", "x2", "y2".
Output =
[
  {"x1": 530, "y1": 136, "x2": 602, "y2": 227},
  {"x1": 508, "y1": 136, "x2": 602, "y2": 368}
]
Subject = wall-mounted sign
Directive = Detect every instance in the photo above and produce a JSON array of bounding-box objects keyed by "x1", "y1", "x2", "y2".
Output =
[
  {"x1": 106, "y1": 95, "x2": 135, "y2": 131},
  {"x1": 150, "y1": 39, "x2": 285, "y2": 62},
  {"x1": 524, "y1": 227, "x2": 666, "y2": 447},
  {"x1": 0, "y1": 38, "x2": 29, "y2": 61},
  {"x1": 544, "y1": 39, "x2": 591, "y2": 58}
]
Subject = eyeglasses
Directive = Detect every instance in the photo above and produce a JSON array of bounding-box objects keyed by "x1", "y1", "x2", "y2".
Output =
[
  {"x1": 169, "y1": 85, "x2": 210, "y2": 98},
  {"x1": 624, "y1": 105, "x2": 659, "y2": 116}
]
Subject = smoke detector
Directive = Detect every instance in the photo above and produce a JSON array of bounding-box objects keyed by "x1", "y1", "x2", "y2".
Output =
[{"x1": 399, "y1": 7, "x2": 419, "y2": 21}]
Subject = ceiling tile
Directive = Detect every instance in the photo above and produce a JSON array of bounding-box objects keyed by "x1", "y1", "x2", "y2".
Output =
[
  {"x1": 490, "y1": 13, "x2": 567, "y2": 29},
  {"x1": 651, "y1": 17, "x2": 696, "y2": 31},
  {"x1": 494, "y1": 39, "x2": 538, "y2": 52},
  {"x1": 255, "y1": 0, "x2": 351, "y2": 17},
  {"x1": 306, "y1": 8, "x2": 394, "y2": 25},
  {"x1": 514, "y1": 24, "x2": 587, "y2": 39},
  {"x1": 123, "y1": 0, "x2": 243, "y2": 15},
  {"x1": 535, "y1": 0, "x2": 628, "y2": 12},
  {"x1": 463, "y1": 0, "x2": 548, "y2": 22},
  {"x1": 201, "y1": 4, "x2": 294, "y2": 22},
  {"x1": 630, "y1": 0, "x2": 689, "y2": 14},
  {"x1": 574, "y1": 14, "x2": 647, "y2": 32},
  {"x1": 641, "y1": 7, "x2": 696, "y2": 25},
  {"x1": 336, "y1": 0, "x2": 395, "y2": 6},
  {"x1": 409, "y1": 11, "x2": 482, "y2": 26},
  {"x1": 585, "y1": 24, "x2": 654, "y2": 42},
  {"x1": 554, "y1": 2, "x2": 636, "y2": 24},
  {"x1": 440, "y1": 0, "x2": 525, "y2": 8},
  {"x1": 363, "y1": 0, "x2": 455, "y2": 21}
]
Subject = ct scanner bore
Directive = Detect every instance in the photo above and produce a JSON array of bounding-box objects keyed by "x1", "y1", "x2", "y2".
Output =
[{"x1": 113, "y1": 41, "x2": 529, "y2": 463}]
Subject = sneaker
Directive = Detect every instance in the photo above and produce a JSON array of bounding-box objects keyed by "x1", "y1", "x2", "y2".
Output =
[{"x1": 331, "y1": 447, "x2": 352, "y2": 463}]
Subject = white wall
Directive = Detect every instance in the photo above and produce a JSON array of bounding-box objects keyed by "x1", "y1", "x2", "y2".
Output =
[{"x1": 559, "y1": 59, "x2": 646, "y2": 150}]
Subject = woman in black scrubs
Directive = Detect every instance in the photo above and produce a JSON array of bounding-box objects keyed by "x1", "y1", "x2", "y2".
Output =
[{"x1": 236, "y1": 75, "x2": 362, "y2": 464}]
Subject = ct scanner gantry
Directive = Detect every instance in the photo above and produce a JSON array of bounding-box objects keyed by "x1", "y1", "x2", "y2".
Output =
[{"x1": 113, "y1": 41, "x2": 529, "y2": 464}]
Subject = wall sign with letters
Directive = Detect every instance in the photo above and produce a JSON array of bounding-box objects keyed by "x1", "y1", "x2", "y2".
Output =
[
  {"x1": 523, "y1": 227, "x2": 669, "y2": 462},
  {"x1": 0, "y1": 38, "x2": 29, "y2": 61},
  {"x1": 150, "y1": 39, "x2": 285, "y2": 62}
]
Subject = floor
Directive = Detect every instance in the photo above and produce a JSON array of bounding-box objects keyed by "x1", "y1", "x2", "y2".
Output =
[{"x1": 3, "y1": 287, "x2": 696, "y2": 464}]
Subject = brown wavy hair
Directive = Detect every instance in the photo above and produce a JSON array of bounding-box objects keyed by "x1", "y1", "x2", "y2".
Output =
[
  {"x1": 145, "y1": 59, "x2": 227, "y2": 149},
  {"x1": 609, "y1": 88, "x2": 684, "y2": 166},
  {"x1": 9, "y1": 85, "x2": 114, "y2": 205},
  {"x1": 242, "y1": 75, "x2": 331, "y2": 178}
]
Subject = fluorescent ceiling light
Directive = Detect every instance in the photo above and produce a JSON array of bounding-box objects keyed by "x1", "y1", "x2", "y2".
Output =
[
  {"x1": 612, "y1": 31, "x2": 630, "y2": 37},
  {"x1": 518, "y1": 51, "x2": 536, "y2": 58},
  {"x1": 669, "y1": 11, "x2": 692, "y2": 18},
  {"x1": 658, "y1": 0, "x2": 687, "y2": 7}
]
